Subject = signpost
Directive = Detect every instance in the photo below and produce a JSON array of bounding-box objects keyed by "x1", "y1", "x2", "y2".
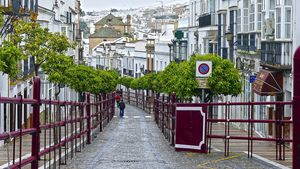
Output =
[{"x1": 195, "y1": 61, "x2": 212, "y2": 102}]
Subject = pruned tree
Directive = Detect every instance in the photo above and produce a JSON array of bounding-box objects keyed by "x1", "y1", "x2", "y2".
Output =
[
  {"x1": 11, "y1": 19, "x2": 75, "y2": 76},
  {"x1": 0, "y1": 41, "x2": 24, "y2": 78}
]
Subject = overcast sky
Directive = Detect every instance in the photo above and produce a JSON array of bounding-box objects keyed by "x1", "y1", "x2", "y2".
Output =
[{"x1": 81, "y1": 0, "x2": 188, "y2": 11}]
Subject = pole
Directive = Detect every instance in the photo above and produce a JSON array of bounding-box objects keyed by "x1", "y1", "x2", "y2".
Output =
[
  {"x1": 293, "y1": 47, "x2": 300, "y2": 168},
  {"x1": 201, "y1": 89, "x2": 205, "y2": 102},
  {"x1": 31, "y1": 77, "x2": 40, "y2": 169},
  {"x1": 86, "y1": 93, "x2": 91, "y2": 144}
]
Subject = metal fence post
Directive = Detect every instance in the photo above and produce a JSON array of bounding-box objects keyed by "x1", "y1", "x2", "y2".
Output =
[
  {"x1": 293, "y1": 47, "x2": 300, "y2": 169},
  {"x1": 171, "y1": 92, "x2": 176, "y2": 146},
  {"x1": 162, "y1": 94, "x2": 165, "y2": 133},
  {"x1": 86, "y1": 93, "x2": 91, "y2": 144},
  {"x1": 112, "y1": 93, "x2": 115, "y2": 119},
  {"x1": 31, "y1": 77, "x2": 41, "y2": 169}
]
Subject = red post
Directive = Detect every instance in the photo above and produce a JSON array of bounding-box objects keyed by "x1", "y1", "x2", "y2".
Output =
[
  {"x1": 162, "y1": 94, "x2": 165, "y2": 133},
  {"x1": 293, "y1": 47, "x2": 300, "y2": 168},
  {"x1": 171, "y1": 92, "x2": 176, "y2": 146},
  {"x1": 111, "y1": 93, "x2": 115, "y2": 118},
  {"x1": 31, "y1": 77, "x2": 40, "y2": 169},
  {"x1": 86, "y1": 93, "x2": 91, "y2": 144}
]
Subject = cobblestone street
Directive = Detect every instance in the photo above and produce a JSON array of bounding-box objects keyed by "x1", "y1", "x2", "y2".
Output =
[{"x1": 61, "y1": 104, "x2": 282, "y2": 169}]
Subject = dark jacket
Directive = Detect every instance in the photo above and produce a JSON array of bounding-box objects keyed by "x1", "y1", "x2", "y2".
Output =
[{"x1": 119, "y1": 102, "x2": 125, "y2": 109}]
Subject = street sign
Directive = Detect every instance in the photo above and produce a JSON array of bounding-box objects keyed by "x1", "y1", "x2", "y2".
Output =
[
  {"x1": 249, "y1": 75, "x2": 256, "y2": 83},
  {"x1": 196, "y1": 78, "x2": 209, "y2": 89},
  {"x1": 196, "y1": 61, "x2": 212, "y2": 78}
]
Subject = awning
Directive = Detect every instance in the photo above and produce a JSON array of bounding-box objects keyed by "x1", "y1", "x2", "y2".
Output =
[{"x1": 252, "y1": 70, "x2": 283, "y2": 96}]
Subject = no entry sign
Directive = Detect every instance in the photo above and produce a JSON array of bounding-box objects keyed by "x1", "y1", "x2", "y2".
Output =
[{"x1": 196, "y1": 61, "x2": 212, "y2": 78}]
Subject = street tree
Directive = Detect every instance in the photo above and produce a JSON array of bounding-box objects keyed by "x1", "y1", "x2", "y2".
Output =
[
  {"x1": 190, "y1": 54, "x2": 242, "y2": 99},
  {"x1": 11, "y1": 19, "x2": 75, "y2": 76},
  {"x1": 120, "y1": 76, "x2": 134, "y2": 90},
  {"x1": 0, "y1": 41, "x2": 24, "y2": 78},
  {"x1": 42, "y1": 54, "x2": 75, "y2": 98}
]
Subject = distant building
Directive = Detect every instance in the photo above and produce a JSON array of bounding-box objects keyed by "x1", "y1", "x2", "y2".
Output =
[{"x1": 89, "y1": 14, "x2": 131, "y2": 52}]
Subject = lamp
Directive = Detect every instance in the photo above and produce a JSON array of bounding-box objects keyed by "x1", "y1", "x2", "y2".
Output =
[{"x1": 225, "y1": 29, "x2": 233, "y2": 42}]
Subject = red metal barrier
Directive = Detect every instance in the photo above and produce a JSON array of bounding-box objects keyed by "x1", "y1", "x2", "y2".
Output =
[
  {"x1": 125, "y1": 85, "x2": 294, "y2": 164},
  {"x1": 293, "y1": 46, "x2": 300, "y2": 169},
  {"x1": 0, "y1": 77, "x2": 115, "y2": 169}
]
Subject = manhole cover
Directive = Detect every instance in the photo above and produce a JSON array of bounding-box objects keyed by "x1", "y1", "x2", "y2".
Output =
[{"x1": 115, "y1": 160, "x2": 140, "y2": 163}]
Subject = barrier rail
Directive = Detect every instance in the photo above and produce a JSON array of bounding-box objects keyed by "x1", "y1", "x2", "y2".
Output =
[
  {"x1": 122, "y1": 89, "x2": 154, "y2": 114},
  {"x1": 0, "y1": 77, "x2": 115, "y2": 169},
  {"x1": 124, "y1": 90, "x2": 292, "y2": 163}
]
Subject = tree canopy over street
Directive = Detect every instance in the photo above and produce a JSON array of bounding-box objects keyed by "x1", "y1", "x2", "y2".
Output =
[
  {"x1": 0, "y1": 18, "x2": 118, "y2": 95},
  {"x1": 120, "y1": 54, "x2": 242, "y2": 101}
]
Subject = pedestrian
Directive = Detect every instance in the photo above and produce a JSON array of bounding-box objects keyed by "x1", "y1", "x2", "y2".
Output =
[
  {"x1": 115, "y1": 94, "x2": 121, "y2": 107},
  {"x1": 119, "y1": 100, "x2": 125, "y2": 117}
]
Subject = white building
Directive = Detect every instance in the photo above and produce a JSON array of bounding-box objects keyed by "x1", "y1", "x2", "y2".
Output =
[{"x1": 0, "y1": 0, "x2": 82, "y2": 140}]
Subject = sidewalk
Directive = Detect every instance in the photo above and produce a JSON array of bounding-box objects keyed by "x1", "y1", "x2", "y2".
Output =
[{"x1": 62, "y1": 104, "x2": 282, "y2": 169}]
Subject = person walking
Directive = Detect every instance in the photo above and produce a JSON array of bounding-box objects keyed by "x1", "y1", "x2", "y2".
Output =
[
  {"x1": 119, "y1": 100, "x2": 125, "y2": 117},
  {"x1": 115, "y1": 94, "x2": 121, "y2": 107}
]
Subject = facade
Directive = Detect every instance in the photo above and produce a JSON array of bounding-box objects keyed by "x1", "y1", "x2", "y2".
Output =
[
  {"x1": 0, "y1": 0, "x2": 82, "y2": 140},
  {"x1": 175, "y1": 0, "x2": 295, "y2": 138}
]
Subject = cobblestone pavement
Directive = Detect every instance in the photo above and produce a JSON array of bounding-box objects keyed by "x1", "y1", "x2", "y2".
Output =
[{"x1": 62, "y1": 104, "x2": 282, "y2": 169}]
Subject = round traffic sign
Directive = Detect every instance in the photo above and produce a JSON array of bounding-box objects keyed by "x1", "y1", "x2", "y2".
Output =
[{"x1": 198, "y1": 63, "x2": 210, "y2": 75}]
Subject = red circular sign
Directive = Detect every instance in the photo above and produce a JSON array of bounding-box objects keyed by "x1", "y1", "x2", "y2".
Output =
[{"x1": 198, "y1": 63, "x2": 210, "y2": 75}]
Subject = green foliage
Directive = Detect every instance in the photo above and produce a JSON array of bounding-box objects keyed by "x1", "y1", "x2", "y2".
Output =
[
  {"x1": 126, "y1": 53, "x2": 242, "y2": 100},
  {"x1": 120, "y1": 76, "x2": 134, "y2": 89},
  {"x1": 130, "y1": 78, "x2": 142, "y2": 90},
  {"x1": 65, "y1": 65, "x2": 118, "y2": 94},
  {"x1": 42, "y1": 54, "x2": 75, "y2": 85},
  {"x1": 0, "y1": 41, "x2": 25, "y2": 77},
  {"x1": 173, "y1": 61, "x2": 198, "y2": 100},
  {"x1": 65, "y1": 65, "x2": 94, "y2": 93},
  {"x1": 11, "y1": 19, "x2": 75, "y2": 76},
  {"x1": 138, "y1": 73, "x2": 157, "y2": 91},
  {"x1": 190, "y1": 54, "x2": 242, "y2": 97}
]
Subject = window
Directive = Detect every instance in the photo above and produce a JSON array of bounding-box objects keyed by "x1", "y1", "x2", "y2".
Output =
[
  {"x1": 285, "y1": 0, "x2": 292, "y2": 5},
  {"x1": 262, "y1": 12, "x2": 266, "y2": 39},
  {"x1": 276, "y1": 0, "x2": 281, "y2": 5},
  {"x1": 243, "y1": 0, "x2": 249, "y2": 32},
  {"x1": 257, "y1": 0, "x2": 262, "y2": 30},
  {"x1": 237, "y1": 9, "x2": 241, "y2": 33},
  {"x1": 276, "y1": 8, "x2": 281, "y2": 39},
  {"x1": 270, "y1": 0, "x2": 275, "y2": 10},
  {"x1": 285, "y1": 8, "x2": 292, "y2": 39},
  {"x1": 249, "y1": 4, "x2": 255, "y2": 31},
  {"x1": 61, "y1": 26, "x2": 67, "y2": 35},
  {"x1": 210, "y1": 0, "x2": 215, "y2": 13}
]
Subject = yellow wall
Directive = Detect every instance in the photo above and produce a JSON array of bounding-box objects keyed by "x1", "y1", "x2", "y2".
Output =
[{"x1": 89, "y1": 37, "x2": 118, "y2": 53}]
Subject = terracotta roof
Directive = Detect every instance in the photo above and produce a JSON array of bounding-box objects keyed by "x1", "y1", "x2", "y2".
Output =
[
  {"x1": 89, "y1": 26, "x2": 122, "y2": 38},
  {"x1": 95, "y1": 13, "x2": 125, "y2": 26}
]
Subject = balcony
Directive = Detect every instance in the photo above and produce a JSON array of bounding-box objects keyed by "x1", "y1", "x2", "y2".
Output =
[
  {"x1": 0, "y1": 0, "x2": 38, "y2": 16},
  {"x1": 260, "y1": 42, "x2": 292, "y2": 70},
  {"x1": 198, "y1": 13, "x2": 215, "y2": 28}
]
